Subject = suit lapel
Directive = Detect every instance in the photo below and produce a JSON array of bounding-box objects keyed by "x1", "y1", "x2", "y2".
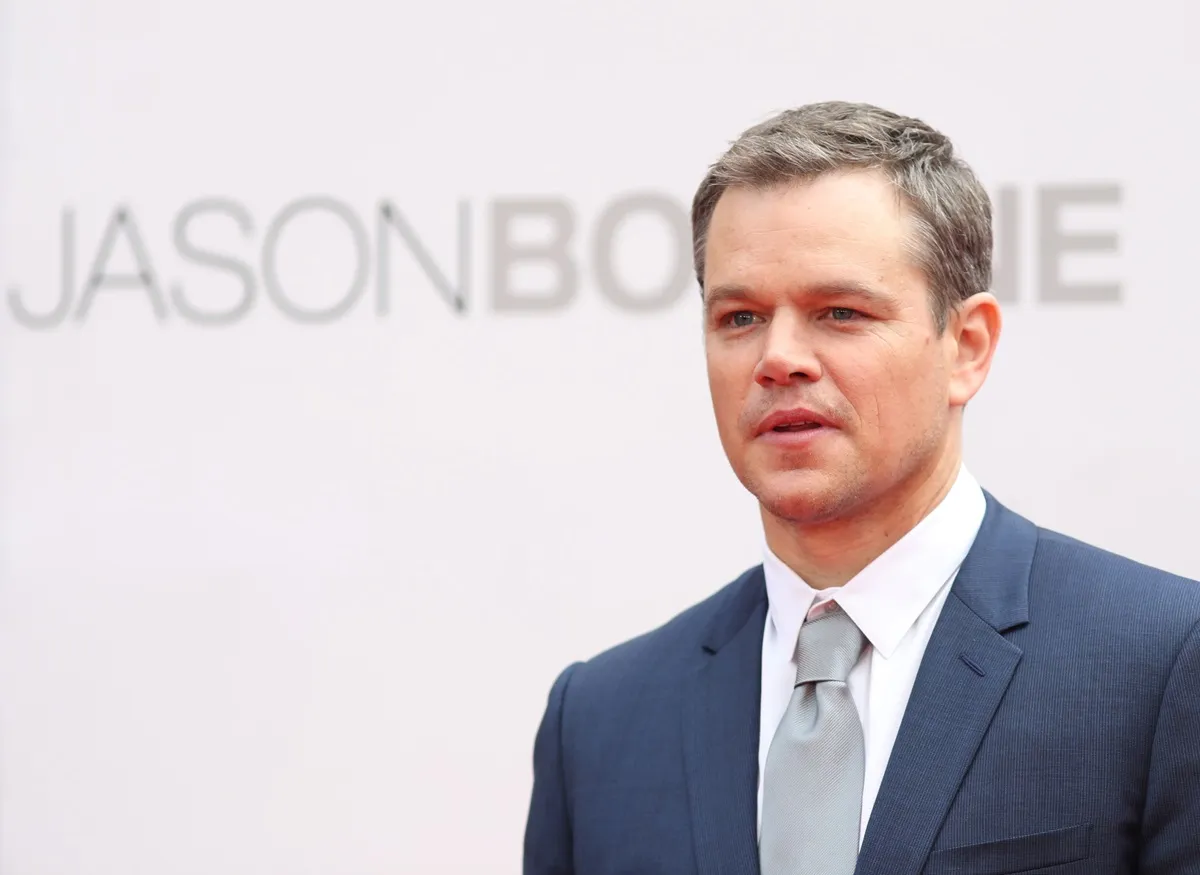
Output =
[
  {"x1": 854, "y1": 493, "x2": 1036, "y2": 875},
  {"x1": 683, "y1": 567, "x2": 767, "y2": 875},
  {"x1": 854, "y1": 593, "x2": 1023, "y2": 875}
]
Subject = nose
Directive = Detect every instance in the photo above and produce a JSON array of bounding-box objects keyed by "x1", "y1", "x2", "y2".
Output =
[{"x1": 753, "y1": 313, "x2": 823, "y2": 387}]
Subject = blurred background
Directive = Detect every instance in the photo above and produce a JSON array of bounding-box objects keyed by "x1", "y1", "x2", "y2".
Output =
[{"x1": 0, "y1": 1, "x2": 1197, "y2": 872}]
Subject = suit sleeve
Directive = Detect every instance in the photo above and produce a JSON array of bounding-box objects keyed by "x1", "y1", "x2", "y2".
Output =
[
  {"x1": 523, "y1": 662, "x2": 582, "y2": 875},
  {"x1": 1140, "y1": 616, "x2": 1200, "y2": 873}
]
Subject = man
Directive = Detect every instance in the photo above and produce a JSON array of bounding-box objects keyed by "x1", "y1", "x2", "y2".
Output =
[{"x1": 522, "y1": 101, "x2": 1200, "y2": 875}]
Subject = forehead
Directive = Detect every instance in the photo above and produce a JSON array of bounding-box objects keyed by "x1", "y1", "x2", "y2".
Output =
[{"x1": 703, "y1": 170, "x2": 920, "y2": 292}]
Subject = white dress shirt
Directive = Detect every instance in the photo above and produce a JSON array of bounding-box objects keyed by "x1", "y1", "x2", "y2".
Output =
[{"x1": 757, "y1": 465, "x2": 987, "y2": 846}]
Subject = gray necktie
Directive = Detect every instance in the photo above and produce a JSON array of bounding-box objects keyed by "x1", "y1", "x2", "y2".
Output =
[{"x1": 759, "y1": 602, "x2": 867, "y2": 875}]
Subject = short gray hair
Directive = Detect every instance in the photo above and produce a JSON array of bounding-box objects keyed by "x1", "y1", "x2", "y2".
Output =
[{"x1": 690, "y1": 101, "x2": 992, "y2": 331}]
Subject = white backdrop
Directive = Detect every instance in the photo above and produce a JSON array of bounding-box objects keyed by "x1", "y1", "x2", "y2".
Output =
[{"x1": 1, "y1": 1, "x2": 1198, "y2": 872}]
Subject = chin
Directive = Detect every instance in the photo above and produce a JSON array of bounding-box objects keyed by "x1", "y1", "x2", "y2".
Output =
[{"x1": 745, "y1": 466, "x2": 869, "y2": 526}]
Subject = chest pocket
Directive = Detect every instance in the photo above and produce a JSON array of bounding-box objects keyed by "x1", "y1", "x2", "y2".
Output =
[{"x1": 922, "y1": 823, "x2": 1091, "y2": 875}]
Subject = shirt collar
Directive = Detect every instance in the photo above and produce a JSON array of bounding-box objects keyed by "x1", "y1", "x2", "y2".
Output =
[{"x1": 762, "y1": 465, "x2": 987, "y2": 660}]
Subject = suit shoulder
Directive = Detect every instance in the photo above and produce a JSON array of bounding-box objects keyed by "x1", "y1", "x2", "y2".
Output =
[
  {"x1": 569, "y1": 564, "x2": 765, "y2": 682},
  {"x1": 1032, "y1": 525, "x2": 1200, "y2": 626}
]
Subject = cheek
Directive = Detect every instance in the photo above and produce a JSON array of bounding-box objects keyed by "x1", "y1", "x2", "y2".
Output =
[
  {"x1": 834, "y1": 346, "x2": 941, "y2": 433},
  {"x1": 882, "y1": 362, "x2": 949, "y2": 435},
  {"x1": 705, "y1": 349, "x2": 753, "y2": 420},
  {"x1": 708, "y1": 373, "x2": 746, "y2": 432}
]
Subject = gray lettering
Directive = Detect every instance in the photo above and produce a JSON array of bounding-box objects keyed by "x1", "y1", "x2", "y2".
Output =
[
  {"x1": 377, "y1": 201, "x2": 470, "y2": 315},
  {"x1": 490, "y1": 199, "x2": 577, "y2": 311},
  {"x1": 8, "y1": 208, "x2": 76, "y2": 329},
  {"x1": 262, "y1": 197, "x2": 368, "y2": 323},
  {"x1": 75, "y1": 207, "x2": 168, "y2": 321},
  {"x1": 592, "y1": 193, "x2": 691, "y2": 311},
  {"x1": 1038, "y1": 184, "x2": 1121, "y2": 303},
  {"x1": 172, "y1": 199, "x2": 256, "y2": 326}
]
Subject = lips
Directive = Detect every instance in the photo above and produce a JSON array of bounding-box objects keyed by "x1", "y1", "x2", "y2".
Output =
[{"x1": 755, "y1": 407, "x2": 837, "y2": 436}]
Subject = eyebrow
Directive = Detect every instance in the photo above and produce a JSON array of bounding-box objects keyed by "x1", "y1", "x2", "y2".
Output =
[{"x1": 703, "y1": 281, "x2": 895, "y2": 311}]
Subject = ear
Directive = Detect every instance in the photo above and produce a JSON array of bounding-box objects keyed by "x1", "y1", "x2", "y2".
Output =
[{"x1": 946, "y1": 292, "x2": 1002, "y2": 408}]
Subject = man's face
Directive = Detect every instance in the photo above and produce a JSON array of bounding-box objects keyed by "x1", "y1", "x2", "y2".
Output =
[{"x1": 702, "y1": 169, "x2": 967, "y2": 526}]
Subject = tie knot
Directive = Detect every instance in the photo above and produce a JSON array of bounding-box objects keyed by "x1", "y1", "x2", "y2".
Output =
[{"x1": 793, "y1": 603, "x2": 865, "y2": 684}]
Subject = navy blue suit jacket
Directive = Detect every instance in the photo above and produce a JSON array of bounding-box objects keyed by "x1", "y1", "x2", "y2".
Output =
[{"x1": 523, "y1": 493, "x2": 1200, "y2": 874}]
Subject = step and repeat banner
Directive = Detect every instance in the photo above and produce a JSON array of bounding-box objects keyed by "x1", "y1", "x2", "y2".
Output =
[{"x1": 1, "y1": 0, "x2": 1197, "y2": 872}]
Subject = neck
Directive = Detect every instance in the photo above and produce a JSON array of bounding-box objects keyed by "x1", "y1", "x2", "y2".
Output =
[{"x1": 762, "y1": 446, "x2": 963, "y2": 591}]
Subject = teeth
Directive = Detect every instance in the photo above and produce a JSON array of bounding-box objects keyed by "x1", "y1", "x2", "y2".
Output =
[{"x1": 776, "y1": 422, "x2": 818, "y2": 431}]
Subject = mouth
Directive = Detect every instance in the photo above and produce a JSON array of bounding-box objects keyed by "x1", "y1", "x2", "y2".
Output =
[
  {"x1": 755, "y1": 407, "x2": 837, "y2": 437},
  {"x1": 756, "y1": 417, "x2": 832, "y2": 449},
  {"x1": 769, "y1": 421, "x2": 823, "y2": 433}
]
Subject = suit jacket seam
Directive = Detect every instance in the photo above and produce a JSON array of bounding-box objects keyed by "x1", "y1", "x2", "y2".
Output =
[
  {"x1": 1140, "y1": 610, "x2": 1200, "y2": 841},
  {"x1": 558, "y1": 661, "x2": 584, "y2": 856}
]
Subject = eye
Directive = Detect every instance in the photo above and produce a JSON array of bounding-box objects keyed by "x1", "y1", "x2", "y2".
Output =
[
  {"x1": 721, "y1": 310, "x2": 759, "y2": 328},
  {"x1": 827, "y1": 307, "x2": 862, "y2": 322}
]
